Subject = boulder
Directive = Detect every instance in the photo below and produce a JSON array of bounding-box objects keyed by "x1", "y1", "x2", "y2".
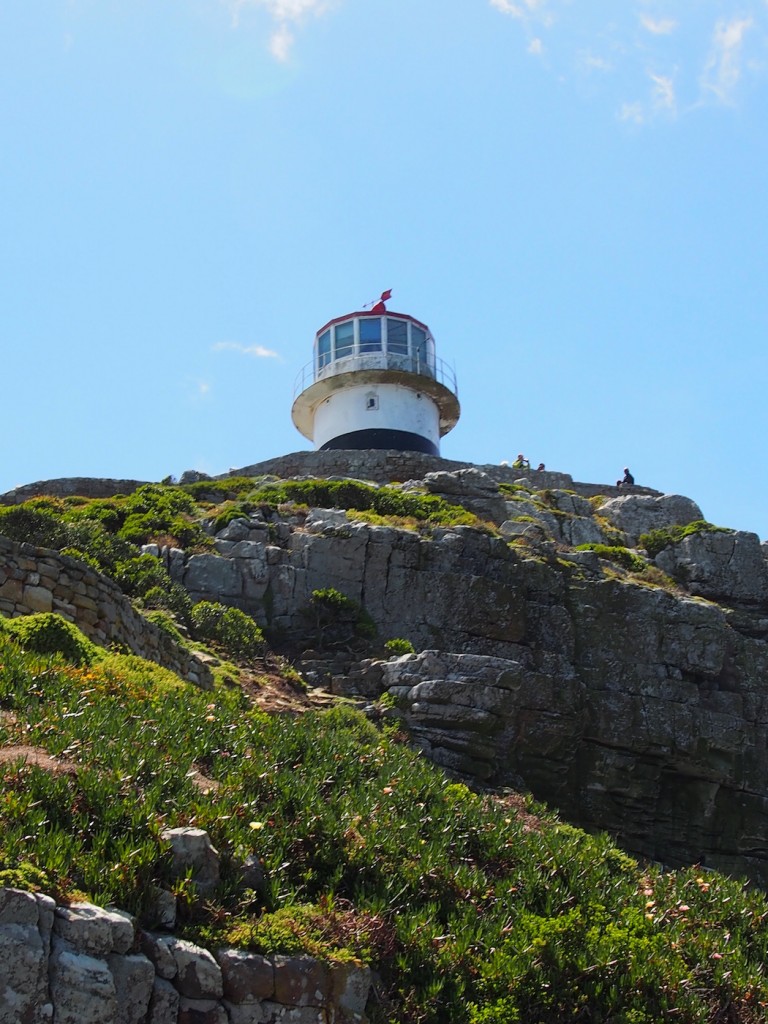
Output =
[
  {"x1": 598, "y1": 493, "x2": 703, "y2": 544},
  {"x1": 161, "y1": 827, "x2": 220, "y2": 896},
  {"x1": 655, "y1": 529, "x2": 768, "y2": 603}
]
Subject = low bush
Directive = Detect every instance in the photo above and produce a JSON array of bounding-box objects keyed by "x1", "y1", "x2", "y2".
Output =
[
  {"x1": 0, "y1": 506, "x2": 69, "y2": 549},
  {"x1": 640, "y1": 521, "x2": 731, "y2": 559},
  {"x1": 5, "y1": 613, "x2": 98, "y2": 666},
  {"x1": 306, "y1": 588, "x2": 376, "y2": 648},
  {"x1": 384, "y1": 638, "x2": 416, "y2": 656},
  {"x1": 141, "y1": 583, "x2": 193, "y2": 626},
  {"x1": 575, "y1": 544, "x2": 647, "y2": 572},
  {"x1": 190, "y1": 601, "x2": 265, "y2": 660},
  {"x1": 112, "y1": 554, "x2": 174, "y2": 599},
  {"x1": 249, "y1": 478, "x2": 482, "y2": 528}
]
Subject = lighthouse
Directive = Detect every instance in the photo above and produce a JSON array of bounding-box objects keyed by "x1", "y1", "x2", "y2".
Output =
[{"x1": 291, "y1": 294, "x2": 460, "y2": 456}]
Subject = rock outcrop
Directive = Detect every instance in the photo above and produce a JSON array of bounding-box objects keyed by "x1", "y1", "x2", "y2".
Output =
[{"x1": 158, "y1": 467, "x2": 768, "y2": 883}]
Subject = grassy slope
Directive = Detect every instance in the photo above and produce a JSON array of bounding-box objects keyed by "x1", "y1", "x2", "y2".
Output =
[{"x1": 0, "y1": 627, "x2": 766, "y2": 1024}]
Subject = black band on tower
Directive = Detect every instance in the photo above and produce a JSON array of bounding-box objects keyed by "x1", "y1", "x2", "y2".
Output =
[{"x1": 319, "y1": 429, "x2": 439, "y2": 456}]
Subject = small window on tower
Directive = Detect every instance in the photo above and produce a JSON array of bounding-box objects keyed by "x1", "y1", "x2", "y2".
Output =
[{"x1": 366, "y1": 393, "x2": 379, "y2": 411}]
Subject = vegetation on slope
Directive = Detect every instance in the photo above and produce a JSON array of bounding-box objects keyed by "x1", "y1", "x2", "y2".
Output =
[{"x1": 0, "y1": 619, "x2": 766, "y2": 1023}]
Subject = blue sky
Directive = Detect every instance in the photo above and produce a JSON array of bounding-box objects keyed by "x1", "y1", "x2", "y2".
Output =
[{"x1": 1, "y1": 1, "x2": 766, "y2": 540}]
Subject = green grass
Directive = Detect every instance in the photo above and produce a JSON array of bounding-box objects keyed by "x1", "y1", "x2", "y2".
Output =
[
  {"x1": 575, "y1": 543, "x2": 648, "y2": 573},
  {"x1": 0, "y1": 625, "x2": 766, "y2": 1022},
  {"x1": 640, "y1": 521, "x2": 732, "y2": 559}
]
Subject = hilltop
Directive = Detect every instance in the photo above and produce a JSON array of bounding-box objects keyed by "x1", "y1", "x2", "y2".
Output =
[{"x1": 1, "y1": 449, "x2": 768, "y2": 1022}]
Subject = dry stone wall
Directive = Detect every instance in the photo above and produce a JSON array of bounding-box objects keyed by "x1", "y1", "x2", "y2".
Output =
[
  {"x1": 0, "y1": 478, "x2": 150, "y2": 506},
  {"x1": 0, "y1": 887, "x2": 371, "y2": 1023},
  {"x1": 0, "y1": 537, "x2": 212, "y2": 690},
  {"x1": 225, "y1": 449, "x2": 660, "y2": 501}
]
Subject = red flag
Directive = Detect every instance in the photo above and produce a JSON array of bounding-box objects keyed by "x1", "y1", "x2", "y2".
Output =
[
  {"x1": 370, "y1": 301, "x2": 386, "y2": 313},
  {"x1": 380, "y1": 289, "x2": 392, "y2": 301}
]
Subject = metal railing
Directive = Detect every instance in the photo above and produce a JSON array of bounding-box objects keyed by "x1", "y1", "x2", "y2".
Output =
[{"x1": 293, "y1": 351, "x2": 458, "y2": 399}]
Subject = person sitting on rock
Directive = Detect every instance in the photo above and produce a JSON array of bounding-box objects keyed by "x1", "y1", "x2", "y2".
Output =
[
  {"x1": 536, "y1": 463, "x2": 545, "y2": 472},
  {"x1": 617, "y1": 467, "x2": 635, "y2": 487},
  {"x1": 513, "y1": 454, "x2": 530, "y2": 470}
]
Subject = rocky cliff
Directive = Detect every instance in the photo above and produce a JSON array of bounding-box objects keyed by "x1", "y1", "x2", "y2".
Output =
[{"x1": 3, "y1": 451, "x2": 768, "y2": 886}]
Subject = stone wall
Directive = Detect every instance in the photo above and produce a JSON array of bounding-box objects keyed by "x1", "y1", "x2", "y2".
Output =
[
  {"x1": 0, "y1": 537, "x2": 212, "y2": 690},
  {"x1": 0, "y1": 478, "x2": 151, "y2": 506},
  {"x1": 0, "y1": 887, "x2": 371, "y2": 1023},
  {"x1": 0, "y1": 451, "x2": 660, "y2": 508},
  {"x1": 226, "y1": 448, "x2": 660, "y2": 501}
]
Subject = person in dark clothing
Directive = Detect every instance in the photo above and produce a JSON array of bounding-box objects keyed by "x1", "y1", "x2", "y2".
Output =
[{"x1": 617, "y1": 467, "x2": 635, "y2": 487}]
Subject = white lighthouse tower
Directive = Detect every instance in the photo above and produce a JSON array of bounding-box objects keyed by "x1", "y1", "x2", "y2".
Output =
[{"x1": 291, "y1": 293, "x2": 460, "y2": 455}]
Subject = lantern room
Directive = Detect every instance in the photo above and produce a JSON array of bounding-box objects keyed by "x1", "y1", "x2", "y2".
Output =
[{"x1": 291, "y1": 307, "x2": 460, "y2": 456}]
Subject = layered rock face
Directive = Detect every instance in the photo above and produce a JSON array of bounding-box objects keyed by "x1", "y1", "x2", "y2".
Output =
[{"x1": 162, "y1": 468, "x2": 768, "y2": 883}]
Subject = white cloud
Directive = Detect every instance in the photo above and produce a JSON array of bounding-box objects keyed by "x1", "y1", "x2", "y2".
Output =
[
  {"x1": 213, "y1": 341, "x2": 280, "y2": 358},
  {"x1": 489, "y1": 0, "x2": 549, "y2": 22},
  {"x1": 488, "y1": 3, "x2": 768, "y2": 122},
  {"x1": 618, "y1": 68, "x2": 676, "y2": 124},
  {"x1": 619, "y1": 101, "x2": 645, "y2": 124},
  {"x1": 270, "y1": 23, "x2": 294, "y2": 61},
  {"x1": 701, "y1": 17, "x2": 754, "y2": 103},
  {"x1": 580, "y1": 52, "x2": 613, "y2": 73},
  {"x1": 649, "y1": 70, "x2": 675, "y2": 112},
  {"x1": 640, "y1": 15, "x2": 676, "y2": 36},
  {"x1": 222, "y1": 0, "x2": 335, "y2": 60}
]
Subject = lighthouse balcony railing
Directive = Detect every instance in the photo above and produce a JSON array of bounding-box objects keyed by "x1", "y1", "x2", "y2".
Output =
[{"x1": 293, "y1": 352, "x2": 458, "y2": 400}]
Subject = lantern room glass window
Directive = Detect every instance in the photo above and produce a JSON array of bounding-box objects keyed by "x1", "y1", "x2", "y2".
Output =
[
  {"x1": 412, "y1": 326, "x2": 428, "y2": 367},
  {"x1": 317, "y1": 329, "x2": 331, "y2": 369},
  {"x1": 359, "y1": 318, "x2": 382, "y2": 353},
  {"x1": 386, "y1": 318, "x2": 408, "y2": 354},
  {"x1": 334, "y1": 321, "x2": 354, "y2": 359}
]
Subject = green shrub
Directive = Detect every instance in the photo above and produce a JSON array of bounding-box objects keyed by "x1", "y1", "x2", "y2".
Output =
[
  {"x1": 248, "y1": 478, "x2": 481, "y2": 528},
  {"x1": 59, "y1": 547, "x2": 102, "y2": 573},
  {"x1": 5, "y1": 613, "x2": 98, "y2": 666},
  {"x1": 142, "y1": 610, "x2": 188, "y2": 646},
  {"x1": 65, "y1": 500, "x2": 126, "y2": 533},
  {"x1": 384, "y1": 638, "x2": 416, "y2": 656},
  {"x1": 574, "y1": 544, "x2": 647, "y2": 572},
  {"x1": 190, "y1": 602, "x2": 265, "y2": 659},
  {"x1": 306, "y1": 588, "x2": 376, "y2": 648},
  {"x1": 113, "y1": 555, "x2": 174, "y2": 599},
  {"x1": 115, "y1": 484, "x2": 206, "y2": 547},
  {"x1": 639, "y1": 520, "x2": 731, "y2": 559},
  {"x1": 181, "y1": 477, "x2": 257, "y2": 501},
  {"x1": 0, "y1": 506, "x2": 69, "y2": 549},
  {"x1": 141, "y1": 583, "x2": 193, "y2": 626},
  {"x1": 211, "y1": 504, "x2": 256, "y2": 534}
]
